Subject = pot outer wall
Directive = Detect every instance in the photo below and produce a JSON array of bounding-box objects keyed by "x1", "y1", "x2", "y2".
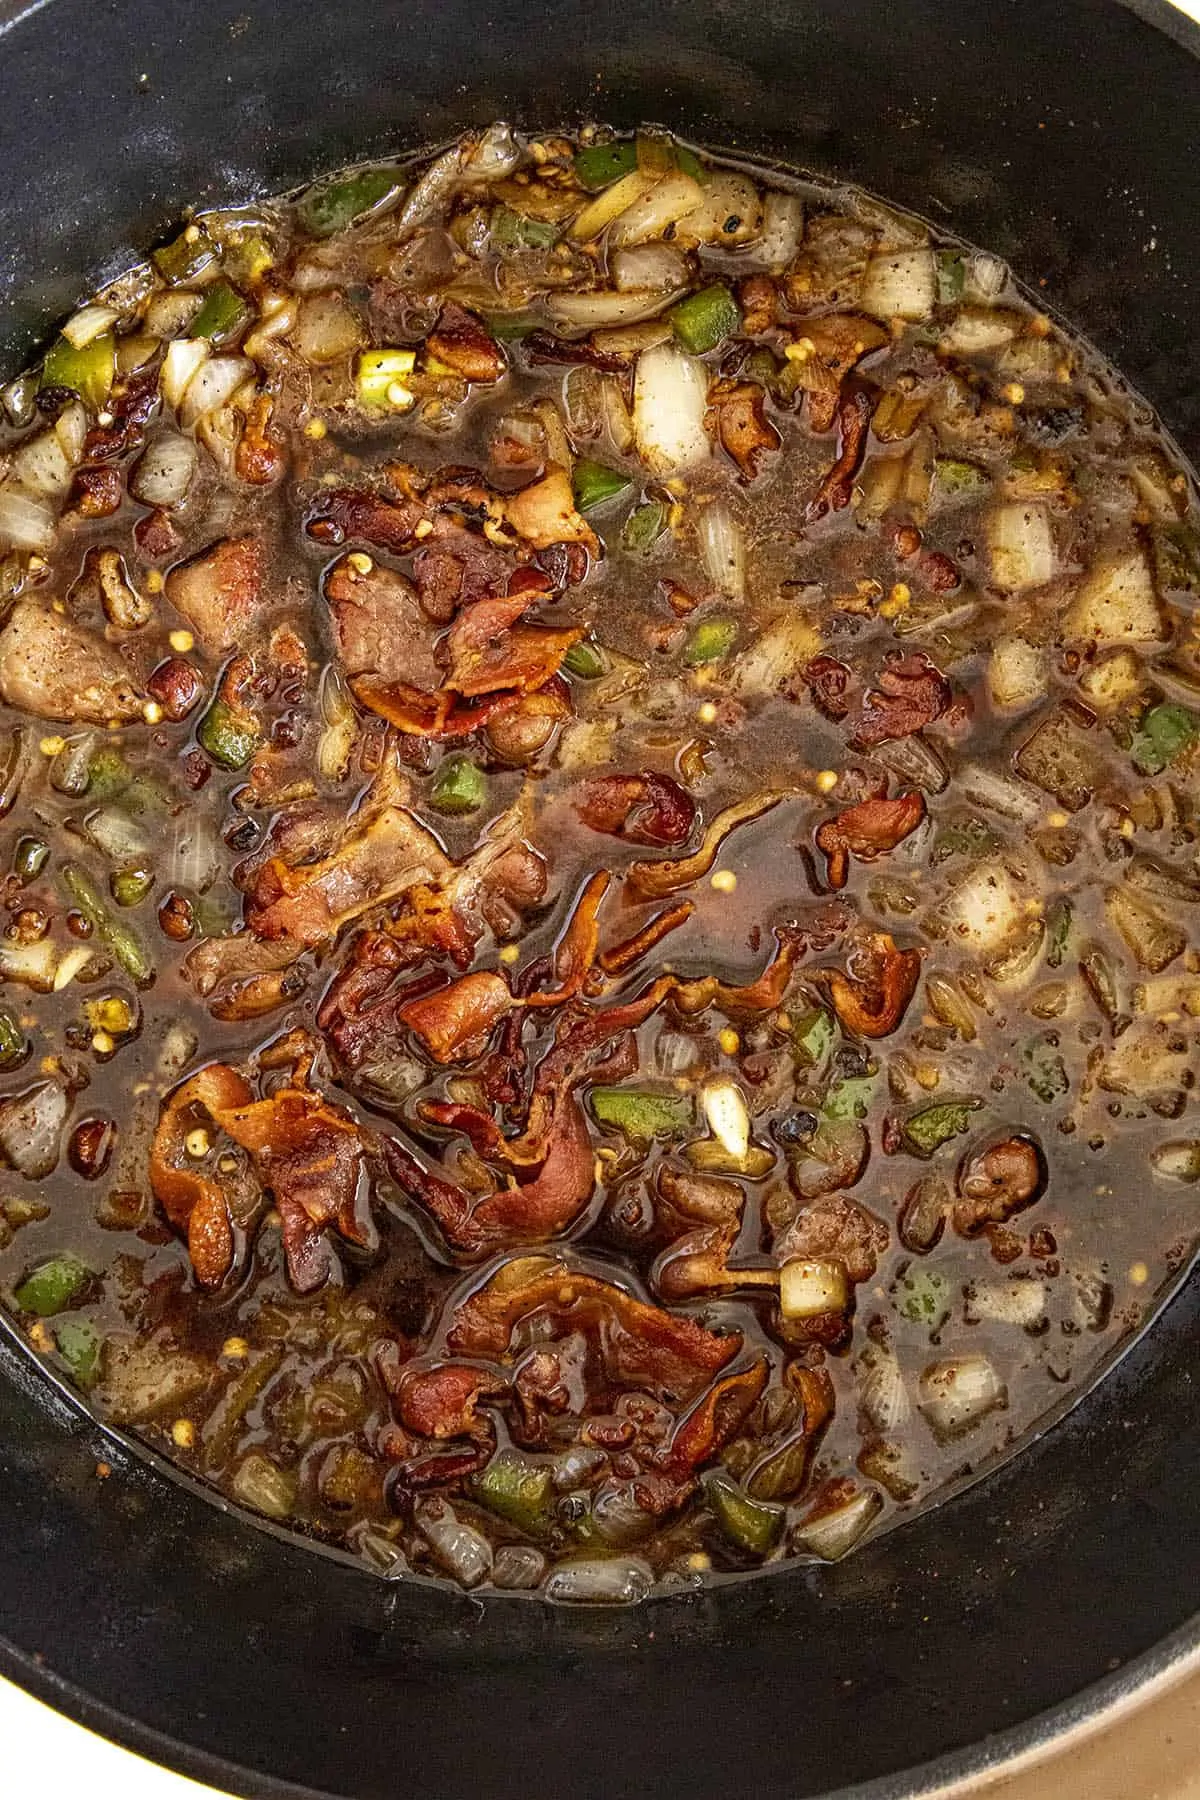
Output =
[{"x1": 0, "y1": 1, "x2": 1198, "y2": 1796}]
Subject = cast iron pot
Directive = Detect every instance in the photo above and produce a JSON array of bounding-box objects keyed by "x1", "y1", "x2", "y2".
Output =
[{"x1": 0, "y1": 1, "x2": 1198, "y2": 1793}]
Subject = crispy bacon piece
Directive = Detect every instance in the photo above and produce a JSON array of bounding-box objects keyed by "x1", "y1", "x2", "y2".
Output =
[
  {"x1": 806, "y1": 381, "x2": 876, "y2": 520},
  {"x1": 524, "y1": 331, "x2": 629, "y2": 372},
  {"x1": 426, "y1": 302, "x2": 505, "y2": 384},
  {"x1": 804, "y1": 654, "x2": 857, "y2": 722},
  {"x1": 444, "y1": 572, "x2": 580, "y2": 698},
  {"x1": 628, "y1": 791, "x2": 785, "y2": 899},
  {"x1": 149, "y1": 1064, "x2": 255, "y2": 1289},
  {"x1": 235, "y1": 391, "x2": 286, "y2": 485},
  {"x1": 166, "y1": 537, "x2": 266, "y2": 654},
  {"x1": 69, "y1": 465, "x2": 123, "y2": 518},
  {"x1": 823, "y1": 931, "x2": 922, "y2": 1039},
  {"x1": 599, "y1": 900, "x2": 695, "y2": 976},
  {"x1": 651, "y1": 1167, "x2": 780, "y2": 1303},
  {"x1": 398, "y1": 970, "x2": 514, "y2": 1063},
  {"x1": 656, "y1": 1358, "x2": 769, "y2": 1479},
  {"x1": 575, "y1": 772, "x2": 696, "y2": 848},
  {"x1": 737, "y1": 275, "x2": 778, "y2": 336},
  {"x1": 446, "y1": 1255, "x2": 741, "y2": 1397},
  {"x1": 305, "y1": 486, "x2": 428, "y2": 553},
  {"x1": 184, "y1": 932, "x2": 308, "y2": 1021},
  {"x1": 503, "y1": 465, "x2": 600, "y2": 555},
  {"x1": 82, "y1": 364, "x2": 159, "y2": 461},
  {"x1": 411, "y1": 517, "x2": 514, "y2": 621},
  {"x1": 672, "y1": 928, "x2": 800, "y2": 1018},
  {"x1": 852, "y1": 650, "x2": 951, "y2": 748},
  {"x1": 953, "y1": 1134, "x2": 1047, "y2": 1237},
  {"x1": 392, "y1": 1362, "x2": 507, "y2": 1440},
  {"x1": 815, "y1": 791, "x2": 927, "y2": 889},
  {"x1": 707, "y1": 379, "x2": 781, "y2": 480},
  {"x1": 246, "y1": 805, "x2": 454, "y2": 946}
]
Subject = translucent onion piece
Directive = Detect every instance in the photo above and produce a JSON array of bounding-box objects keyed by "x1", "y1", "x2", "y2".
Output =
[
  {"x1": 610, "y1": 243, "x2": 691, "y2": 293},
  {"x1": 918, "y1": 1354, "x2": 1007, "y2": 1441},
  {"x1": 957, "y1": 763, "x2": 1042, "y2": 824},
  {"x1": 856, "y1": 1349, "x2": 912, "y2": 1433},
  {"x1": 543, "y1": 1557, "x2": 653, "y2": 1604},
  {"x1": 181, "y1": 356, "x2": 255, "y2": 429},
  {"x1": 414, "y1": 1501, "x2": 493, "y2": 1589},
  {"x1": 0, "y1": 936, "x2": 60, "y2": 992},
  {"x1": 697, "y1": 498, "x2": 746, "y2": 599},
  {"x1": 130, "y1": 432, "x2": 197, "y2": 508},
  {"x1": 860, "y1": 249, "x2": 936, "y2": 322},
  {"x1": 964, "y1": 1277, "x2": 1046, "y2": 1330},
  {"x1": 985, "y1": 501, "x2": 1056, "y2": 593},
  {"x1": 986, "y1": 636, "x2": 1047, "y2": 711},
  {"x1": 607, "y1": 172, "x2": 704, "y2": 249},
  {"x1": 1151, "y1": 1139, "x2": 1200, "y2": 1183},
  {"x1": 169, "y1": 813, "x2": 222, "y2": 894},
  {"x1": 161, "y1": 337, "x2": 210, "y2": 411},
  {"x1": 549, "y1": 286, "x2": 683, "y2": 331},
  {"x1": 0, "y1": 486, "x2": 57, "y2": 553},
  {"x1": 54, "y1": 400, "x2": 88, "y2": 464},
  {"x1": 794, "y1": 1489, "x2": 882, "y2": 1561},
  {"x1": 61, "y1": 303, "x2": 119, "y2": 348},
  {"x1": 758, "y1": 190, "x2": 804, "y2": 270},
  {"x1": 0, "y1": 1081, "x2": 69, "y2": 1179},
  {"x1": 966, "y1": 251, "x2": 1008, "y2": 302},
  {"x1": 779, "y1": 1257, "x2": 849, "y2": 1320},
  {"x1": 633, "y1": 342, "x2": 710, "y2": 473},
  {"x1": 86, "y1": 806, "x2": 150, "y2": 865},
  {"x1": 316, "y1": 664, "x2": 358, "y2": 781},
  {"x1": 11, "y1": 429, "x2": 74, "y2": 498},
  {"x1": 701, "y1": 1077, "x2": 750, "y2": 1160}
]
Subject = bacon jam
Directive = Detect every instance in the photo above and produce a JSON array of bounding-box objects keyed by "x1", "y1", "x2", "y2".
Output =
[{"x1": 0, "y1": 124, "x2": 1197, "y2": 1598}]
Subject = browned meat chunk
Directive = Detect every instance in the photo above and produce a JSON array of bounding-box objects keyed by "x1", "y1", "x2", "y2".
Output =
[
  {"x1": 0, "y1": 601, "x2": 142, "y2": 724},
  {"x1": 323, "y1": 554, "x2": 442, "y2": 690},
  {"x1": 165, "y1": 536, "x2": 265, "y2": 652}
]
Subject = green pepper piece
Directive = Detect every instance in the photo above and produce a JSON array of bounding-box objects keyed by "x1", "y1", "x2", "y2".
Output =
[
  {"x1": 1153, "y1": 523, "x2": 1200, "y2": 597},
  {"x1": 674, "y1": 144, "x2": 708, "y2": 185},
  {"x1": 1045, "y1": 897, "x2": 1073, "y2": 968},
  {"x1": 1131, "y1": 701, "x2": 1200, "y2": 776},
  {"x1": 41, "y1": 333, "x2": 115, "y2": 411},
  {"x1": 705, "y1": 1470, "x2": 784, "y2": 1557},
  {"x1": 60, "y1": 863, "x2": 154, "y2": 986},
  {"x1": 488, "y1": 312, "x2": 540, "y2": 342},
  {"x1": 470, "y1": 1449, "x2": 554, "y2": 1533},
  {"x1": 86, "y1": 746, "x2": 132, "y2": 802},
  {"x1": 492, "y1": 207, "x2": 560, "y2": 250},
  {"x1": 430, "y1": 755, "x2": 487, "y2": 815},
  {"x1": 354, "y1": 348, "x2": 417, "y2": 411},
  {"x1": 13, "y1": 835, "x2": 48, "y2": 882},
  {"x1": 936, "y1": 251, "x2": 965, "y2": 305},
  {"x1": 110, "y1": 867, "x2": 155, "y2": 908},
  {"x1": 189, "y1": 280, "x2": 250, "y2": 344},
  {"x1": 296, "y1": 166, "x2": 399, "y2": 238},
  {"x1": 55, "y1": 1318, "x2": 101, "y2": 1389},
  {"x1": 622, "y1": 501, "x2": 667, "y2": 554},
  {"x1": 590, "y1": 1086, "x2": 694, "y2": 1144},
  {"x1": 901, "y1": 1099, "x2": 980, "y2": 1157},
  {"x1": 563, "y1": 640, "x2": 608, "y2": 680},
  {"x1": 222, "y1": 231, "x2": 275, "y2": 285},
  {"x1": 934, "y1": 456, "x2": 990, "y2": 498},
  {"x1": 573, "y1": 140, "x2": 639, "y2": 191},
  {"x1": 741, "y1": 347, "x2": 781, "y2": 390},
  {"x1": 683, "y1": 615, "x2": 738, "y2": 667},
  {"x1": 572, "y1": 458, "x2": 632, "y2": 513},
  {"x1": 0, "y1": 1007, "x2": 27, "y2": 1068},
  {"x1": 670, "y1": 283, "x2": 741, "y2": 356},
  {"x1": 791, "y1": 1006, "x2": 835, "y2": 1068},
  {"x1": 197, "y1": 698, "x2": 261, "y2": 771},
  {"x1": 931, "y1": 818, "x2": 999, "y2": 865},
  {"x1": 822, "y1": 1073, "x2": 877, "y2": 1122},
  {"x1": 894, "y1": 1267, "x2": 950, "y2": 1329},
  {"x1": 153, "y1": 224, "x2": 217, "y2": 286},
  {"x1": 15, "y1": 1255, "x2": 91, "y2": 1317},
  {"x1": 1022, "y1": 1038, "x2": 1070, "y2": 1104}
]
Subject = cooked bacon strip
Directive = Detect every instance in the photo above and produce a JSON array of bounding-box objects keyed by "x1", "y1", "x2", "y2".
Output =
[
  {"x1": 427, "y1": 302, "x2": 505, "y2": 383},
  {"x1": 247, "y1": 805, "x2": 454, "y2": 946},
  {"x1": 628, "y1": 791, "x2": 786, "y2": 899},
  {"x1": 707, "y1": 379, "x2": 781, "y2": 480},
  {"x1": 526, "y1": 870, "x2": 610, "y2": 1005},
  {"x1": 184, "y1": 932, "x2": 308, "y2": 1021},
  {"x1": 672, "y1": 928, "x2": 800, "y2": 1018},
  {"x1": 524, "y1": 331, "x2": 629, "y2": 373},
  {"x1": 305, "y1": 486, "x2": 428, "y2": 553},
  {"x1": 446, "y1": 1255, "x2": 741, "y2": 1397},
  {"x1": 398, "y1": 970, "x2": 514, "y2": 1063},
  {"x1": 652, "y1": 1167, "x2": 779, "y2": 1302},
  {"x1": 392, "y1": 1362, "x2": 507, "y2": 1439},
  {"x1": 815, "y1": 791, "x2": 927, "y2": 889},
  {"x1": 656, "y1": 1359, "x2": 769, "y2": 1479},
  {"x1": 82, "y1": 363, "x2": 159, "y2": 460},
  {"x1": 445, "y1": 577, "x2": 581, "y2": 698},
  {"x1": 852, "y1": 650, "x2": 951, "y2": 748},
  {"x1": 806, "y1": 381, "x2": 876, "y2": 520},
  {"x1": 822, "y1": 931, "x2": 922, "y2": 1038},
  {"x1": 599, "y1": 900, "x2": 695, "y2": 976},
  {"x1": 574, "y1": 773, "x2": 696, "y2": 848},
  {"x1": 804, "y1": 654, "x2": 857, "y2": 722},
  {"x1": 149, "y1": 1064, "x2": 254, "y2": 1289}
]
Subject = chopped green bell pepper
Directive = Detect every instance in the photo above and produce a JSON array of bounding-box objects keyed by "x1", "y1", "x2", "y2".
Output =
[
  {"x1": 153, "y1": 224, "x2": 217, "y2": 286},
  {"x1": 822, "y1": 1073, "x2": 877, "y2": 1122},
  {"x1": 41, "y1": 333, "x2": 115, "y2": 411},
  {"x1": 791, "y1": 1006, "x2": 835, "y2": 1068},
  {"x1": 590, "y1": 1086, "x2": 694, "y2": 1144},
  {"x1": 705, "y1": 1470, "x2": 784, "y2": 1556},
  {"x1": 60, "y1": 863, "x2": 154, "y2": 986},
  {"x1": 1131, "y1": 701, "x2": 1200, "y2": 776},
  {"x1": 936, "y1": 251, "x2": 965, "y2": 305},
  {"x1": 15, "y1": 1255, "x2": 91, "y2": 1317},
  {"x1": 0, "y1": 1007, "x2": 27, "y2": 1068},
  {"x1": 471, "y1": 1449, "x2": 554, "y2": 1533},
  {"x1": 430, "y1": 755, "x2": 487, "y2": 815},
  {"x1": 492, "y1": 207, "x2": 560, "y2": 250},
  {"x1": 895, "y1": 1267, "x2": 950, "y2": 1328},
  {"x1": 296, "y1": 167, "x2": 399, "y2": 237},
  {"x1": 1045, "y1": 896, "x2": 1072, "y2": 968},
  {"x1": 110, "y1": 867, "x2": 155, "y2": 908},
  {"x1": 622, "y1": 501, "x2": 667, "y2": 554},
  {"x1": 1022, "y1": 1039, "x2": 1070, "y2": 1104},
  {"x1": 670, "y1": 283, "x2": 741, "y2": 356},
  {"x1": 197, "y1": 698, "x2": 261, "y2": 771},
  {"x1": 354, "y1": 348, "x2": 417, "y2": 411},
  {"x1": 683, "y1": 615, "x2": 738, "y2": 666},
  {"x1": 901, "y1": 1099, "x2": 980, "y2": 1157},
  {"x1": 572, "y1": 458, "x2": 632, "y2": 513},
  {"x1": 563, "y1": 640, "x2": 608, "y2": 680},
  {"x1": 190, "y1": 280, "x2": 250, "y2": 344},
  {"x1": 935, "y1": 456, "x2": 990, "y2": 498},
  {"x1": 13, "y1": 835, "x2": 48, "y2": 882},
  {"x1": 573, "y1": 140, "x2": 639, "y2": 191},
  {"x1": 55, "y1": 1318, "x2": 101, "y2": 1388}
]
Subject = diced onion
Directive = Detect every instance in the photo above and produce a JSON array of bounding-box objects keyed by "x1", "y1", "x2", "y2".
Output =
[
  {"x1": 549, "y1": 286, "x2": 682, "y2": 330},
  {"x1": 939, "y1": 308, "x2": 1019, "y2": 355},
  {"x1": 86, "y1": 806, "x2": 149, "y2": 865},
  {"x1": 61, "y1": 303, "x2": 119, "y2": 349},
  {"x1": 316, "y1": 664, "x2": 358, "y2": 781},
  {"x1": 680, "y1": 172, "x2": 763, "y2": 247},
  {"x1": 701, "y1": 1077, "x2": 750, "y2": 1160},
  {"x1": 964, "y1": 1278, "x2": 1046, "y2": 1329},
  {"x1": 590, "y1": 1479, "x2": 656, "y2": 1546},
  {"x1": 860, "y1": 249, "x2": 936, "y2": 321},
  {"x1": 0, "y1": 485, "x2": 57, "y2": 553},
  {"x1": 1063, "y1": 548, "x2": 1166, "y2": 645},
  {"x1": 986, "y1": 636, "x2": 1047, "y2": 711},
  {"x1": 414, "y1": 1500, "x2": 493, "y2": 1588},
  {"x1": 965, "y1": 251, "x2": 1008, "y2": 302},
  {"x1": 957, "y1": 763, "x2": 1042, "y2": 825},
  {"x1": 180, "y1": 355, "x2": 255, "y2": 429},
  {"x1": 543, "y1": 1557, "x2": 653, "y2": 1604},
  {"x1": 169, "y1": 814, "x2": 222, "y2": 893},
  {"x1": 11, "y1": 428, "x2": 74, "y2": 498},
  {"x1": 794, "y1": 1489, "x2": 882, "y2": 1561},
  {"x1": 610, "y1": 244, "x2": 691, "y2": 293},
  {"x1": 697, "y1": 497, "x2": 746, "y2": 600},
  {"x1": 144, "y1": 290, "x2": 204, "y2": 338},
  {"x1": 293, "y1": 292, "x2": 365, "y2": 365},
  {"x1": 0, "y1": 1081, "x2": 68, "y2": 1179},
  {"x1": 0, "y1": 936, "x2": 60, "y2": 992},
  {"x1": 231, "y1": 1452, "x2": 297, "y2": 1521},
  {"x1": 607, "y1": 172, "x2": 704, "y2": 248},
  {"x1": 130, "y1": 432, "x2": 197, "y2": 508},
  {"x1": 985, "y1": 501, "x2": 1056, "y2": 593},
  {"x1": 1151, "y1": 1140, "x2": 1200, "y2": 1183},
  {"x1": 161, "y1": 337, "x2": 210, "y2": 410},
  {"x1": 758, "y1": 190, "x2": 804, "y2": 271},
  {"x1": 856, "y1": 1350, "x2": 912, "y2": 1433},
  {"x1": 779, "y1": 1257, "x2": 849, "y2": 1320},
  {"x1": 940, "y1": 861, "x2": 1026, "y2": 952},
  {"x1": 633, "y1": 343, "x2": 710, "y2": 473},
  {"x1": 918, "y1": 1354, "x2": 1007, "y2": 1440},
  {"x1": 53, "y1": 399, "x2": 88, "y2": 465}
]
